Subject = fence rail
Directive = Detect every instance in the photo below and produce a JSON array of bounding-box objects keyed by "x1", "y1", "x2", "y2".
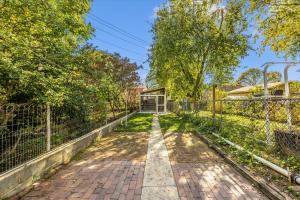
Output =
[
  {"x1": 0, "y1": 103, "x2": 136, "y2": 175},
  {"x1": 169, "y1": 97, "x2": 300, "y2": 173}
]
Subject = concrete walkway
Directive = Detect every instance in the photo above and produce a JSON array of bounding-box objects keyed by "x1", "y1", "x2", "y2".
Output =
[{"x1": 141, "y1": 116, "x2": 180, "y2": 200}]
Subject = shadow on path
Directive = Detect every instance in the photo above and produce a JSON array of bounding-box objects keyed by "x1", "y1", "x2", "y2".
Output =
[{"x1": 19, "y1": 132, "x2": 149, "y2": 200}]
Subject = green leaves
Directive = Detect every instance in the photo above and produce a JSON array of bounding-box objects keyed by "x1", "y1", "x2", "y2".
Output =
[
  {"x1": 237, "y1": 68, "x2": 282, "y2": 86},
  {"x1": 0, "y1": 0, "x2": 93, "y2": 104},
  {"x1": 149, "y1": 0, "x2": 249, "y2": 100},
  {"x1": 249, "y1": 0, "x2": 300, "y2": 58}
]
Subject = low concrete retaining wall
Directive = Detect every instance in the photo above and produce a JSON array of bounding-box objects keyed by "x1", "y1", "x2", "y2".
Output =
[{"x1": 0, "y1": 112, "x2": 136, "y2": 199}]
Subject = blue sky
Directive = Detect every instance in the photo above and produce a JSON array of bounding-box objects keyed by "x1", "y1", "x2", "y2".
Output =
[{"x1": 87, "y1": 0, "x2": 299, "y2": 84}]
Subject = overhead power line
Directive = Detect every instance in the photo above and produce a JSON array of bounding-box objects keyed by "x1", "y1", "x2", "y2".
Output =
[
  {"x1": 89, "y1": 13, "x2": 149, "y2": 45},
  {"x1": 94, "y1": 38, "x2": 146, "y2": 57},
  {"x1": 93, "y1": 25, "x2": 147, "y2": 50}
]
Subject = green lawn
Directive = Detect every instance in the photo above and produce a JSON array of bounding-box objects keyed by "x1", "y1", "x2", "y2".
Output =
[
  {"x1": 159, "y1": 113, "x2": 196, "y2": 134},
  {"x1": 114, "y1": 113, "x2": 153, "y2": 132}
]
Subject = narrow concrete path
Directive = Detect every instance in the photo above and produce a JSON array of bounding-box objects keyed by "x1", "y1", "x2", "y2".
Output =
[{"x1": 141, "y1": 116, "x2": 180, "y2": 200}]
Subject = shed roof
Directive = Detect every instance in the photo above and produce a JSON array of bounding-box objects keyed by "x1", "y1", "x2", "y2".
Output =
[{"x1": 140, "y1": 87, "x2": 165, "y2": 95}]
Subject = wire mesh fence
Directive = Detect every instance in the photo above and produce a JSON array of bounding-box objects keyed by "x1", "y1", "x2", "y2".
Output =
[
  {"x1": 0, "y1": 104, "x2": 47, "y2": 174},
  {"x1": 169, "y1": 97, "x2": 300, "y2": 173},
  {"x1": 0, "y1": 103, "x2": 137, "y2": 175}
]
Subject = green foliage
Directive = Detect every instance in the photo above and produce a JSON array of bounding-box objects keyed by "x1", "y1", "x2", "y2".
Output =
[
  {"x1": 237, "y1": 68, "x2": 282, "y2": 86},
  {"x1": 0, "y1": 0, "x2": 141, "y2": 122},
  {"x1": 249, "y1": 0, "x2": 300, "y2": 58},
  {"x1": 186, "y1": 110, "x2": 300, "y2": 173},
  {"x1": 267, "y1": 71, "x2": 282, "y2": 83},
  {"x1": 95, "y1": 52, "x2": 141, "y2": 117},
  {"x1": 0, "y1": 0, "x2": 93, "y2": 104},
  {"x1": 149, "y1": 0, "x2": 249, "y2": 100},
  {"x1": 114, "y1": 113, "x2": 153, "y2": 132},
  {"x1": 237, "y1": 68, "x2": 262, "y2": 86}
]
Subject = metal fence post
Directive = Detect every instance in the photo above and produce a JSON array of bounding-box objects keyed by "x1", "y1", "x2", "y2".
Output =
[
  {"x1": 286, "y1": 99, "x2": 292, "y2": 132},
  {"x1": 284, "y1": 65, "x2": 293, "y2": 131},
  {"x1": 265, "y1": 98, "x2": 271, "y2": 144},
  {"x1": 212, "y1": 85, "x2": 216, "y2": 128},
  {"x1": 46, "y1": 103, "x2": 51, "y2": 151},
  {"x1": 219, "y1": 100, "x2": 223, "y2": 131}
]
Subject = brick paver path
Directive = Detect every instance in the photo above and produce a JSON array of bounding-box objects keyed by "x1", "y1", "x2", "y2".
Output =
[
  {"x1": 19, "y1": 132, "x2": 149, "y2": 200},
  {"x1": 19, "y1": 116, "x2": 268, "y2": 200},
  {"x1": 163, "y1": 131, "x2": 268, "y2": 200}
]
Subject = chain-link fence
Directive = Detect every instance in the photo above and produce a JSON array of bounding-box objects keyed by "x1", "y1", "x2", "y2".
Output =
[
  {"x1": 0, "y1": 103, "x2": 137, "y2": 174},
  {"x1": 168, "y1": 97, "x2": 300, "y2": 173}
]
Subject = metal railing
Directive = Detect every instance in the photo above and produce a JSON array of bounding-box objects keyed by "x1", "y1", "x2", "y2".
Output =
[{"x1": 0, "y1": 103, "x2": 136, "y2": 174}]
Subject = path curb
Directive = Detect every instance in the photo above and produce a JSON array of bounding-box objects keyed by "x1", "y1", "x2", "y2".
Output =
[{"x1": 195, "y1": 132, "x2": 292, "y2": 200}]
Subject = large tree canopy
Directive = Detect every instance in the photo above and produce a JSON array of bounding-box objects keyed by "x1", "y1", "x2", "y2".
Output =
[
  {"x1": 0, "y1": 0, "x2": 93, "y2": 104},
  {"x1": 149, "y1": 0, "x2": 249, "y2": 100},
  {"x1": 0, "y1": 0, "x2": 141, "y2": 120},
  {"x1": 249, "y1": 0, "x2": 300, "y2": 58}
]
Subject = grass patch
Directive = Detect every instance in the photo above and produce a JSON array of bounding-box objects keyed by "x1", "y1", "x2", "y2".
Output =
[
  {"x1": 186, "y1": 111, "x2": 300, "y2": 173},
  {"x1": 114, "y1": 113, "x2": 153, "y2": 132},
  {"x1": 159, "y1": 113, "x2": 196, "y2": 134}
]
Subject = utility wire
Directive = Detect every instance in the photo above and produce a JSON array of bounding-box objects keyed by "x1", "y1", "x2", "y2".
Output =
[
  {"x1": 89, "y1": 13, "x2": 149, "y2": 44},
  {"x1": 93, "y1": 25, "x2": 147, "y2": 50},
  {"x1": 94, "y1": 38, "x2": 146, "y2": 57}
]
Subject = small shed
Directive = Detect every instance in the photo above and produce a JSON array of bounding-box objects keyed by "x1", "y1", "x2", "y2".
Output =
[{"x1": 139, "y1": 88, "x2": 167, "y2": 113}]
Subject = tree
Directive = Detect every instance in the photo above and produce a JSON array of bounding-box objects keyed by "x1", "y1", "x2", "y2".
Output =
[
  {"x1": 149, "y1": 0, "x2": 249, "y2": 100},
  {"x1": 0, "y1": 0, "x2": 93, "y2": 105},
  {"x1": 249, "y1": 0, "x2": 300, "y2": 58},
  {"x1": 93, "y1": 51, "x2": 141, "y2": 116},
  {"x1": 237, "y1": 68, "x2": 262, "y2": 86},
  {"x1": 0, "y1": 1, "x2": 142, "y2": 121},
  {"x1": 237, "y1": 68, "x2": 282, "y2": 86}
]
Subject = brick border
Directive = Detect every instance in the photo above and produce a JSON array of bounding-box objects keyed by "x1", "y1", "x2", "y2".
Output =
[{"x1": 195, "y1": 132, "x2": 292, "y2": 200}]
